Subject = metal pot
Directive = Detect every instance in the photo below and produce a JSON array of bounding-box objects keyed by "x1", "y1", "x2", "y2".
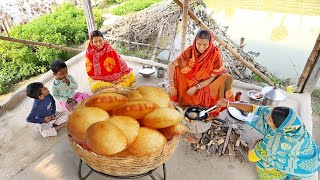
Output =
[{"x1": 261, "y1": 86, "x2": 286, "y2": 107}]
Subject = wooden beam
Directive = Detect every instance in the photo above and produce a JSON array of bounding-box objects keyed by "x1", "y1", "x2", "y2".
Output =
[
  {"x1": 181, "y1": 0, "x2": 189, "y2": 51},
  {"x1": 173, "y1": 0, "x2": 275, "y2": 86},
  {"x1": 82, "y1": 0, "x2": 96, "y2": 33},
  {"x1": 0, "y1": 35, "x2": 83, "y2": 53},
  {"x1": 296, "y1": 34, "x2": 320, "y2": 93},
  {"x1": 301, "y1": 51, "x2": 320, "y2": 93}
]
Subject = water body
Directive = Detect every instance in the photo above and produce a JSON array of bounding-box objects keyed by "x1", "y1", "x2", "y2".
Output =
[
  {"x1": 205, "y1": 0, "x2": 320, "y2": 86},
  {"x1": 0, "y1": 0, "x2": 64, "y2": 26}
]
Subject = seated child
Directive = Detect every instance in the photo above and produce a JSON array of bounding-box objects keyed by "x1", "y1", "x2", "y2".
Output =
[
  {"x1": 50, "y1": 60, "x2": 89, "y2": 111},
  {"x1": 26, "y1": 82, "x2": 67, "y2": 138}
]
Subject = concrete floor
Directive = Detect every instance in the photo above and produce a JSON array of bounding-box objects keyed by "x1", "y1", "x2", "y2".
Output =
[{"x1": 0, "y1": 52, "x2": 318, "y2": 180}]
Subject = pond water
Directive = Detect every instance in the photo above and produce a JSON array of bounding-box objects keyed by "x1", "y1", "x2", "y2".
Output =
[{"x1": 205, "y1": 0, "x2": 320, "y2": 86}]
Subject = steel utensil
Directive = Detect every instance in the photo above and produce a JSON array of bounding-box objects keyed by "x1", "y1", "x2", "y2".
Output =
[{"x1": 199, "y1": 105, "x2": 218, "y2": 118}]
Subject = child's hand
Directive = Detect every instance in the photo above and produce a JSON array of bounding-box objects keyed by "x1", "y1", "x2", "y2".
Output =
[
  {"x1": 63, "y1": 77, "x2": 70, "y2": 85},
  {"x1": 67, "y1": 98, "x2": 73, "y2": 104},
  {"x1": 50, "y1": 114, "x2": 56, "y2": 120},
  {"x1": 44, "y1": 116, "x2": 52, "y2": 123}
]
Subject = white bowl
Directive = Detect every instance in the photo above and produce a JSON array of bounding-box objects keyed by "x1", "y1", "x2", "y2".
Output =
[{"x1": 139, "y1": 67, "x2": 156, "y2": 77}]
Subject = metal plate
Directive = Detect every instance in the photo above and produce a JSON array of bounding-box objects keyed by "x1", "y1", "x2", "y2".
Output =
[{"x1": 227, "y1": 106, "x2": 252, "y2": 121}]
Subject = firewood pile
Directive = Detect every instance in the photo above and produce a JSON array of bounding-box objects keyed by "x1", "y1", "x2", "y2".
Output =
[
  {"x1": 109, "y1": 1, "x2": 182, "y2": 46},
  {"x1": 189, "y1": 118, "x2": 249, "y2": 166}
]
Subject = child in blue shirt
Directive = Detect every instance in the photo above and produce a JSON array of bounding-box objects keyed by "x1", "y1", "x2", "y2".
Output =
[
  {"x1": 26, "y1": 82, "x2": 67, "y2": 138},
  {"x1": 50, "y1": 60, "x2": 89, "y2": 111}
]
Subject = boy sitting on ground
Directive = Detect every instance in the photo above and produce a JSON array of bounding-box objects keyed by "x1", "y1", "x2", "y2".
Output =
[
  {"x1": 50, "y1": 60, "x2": 89, "y2": 111},
  {"x1": 26, "y1": 82, "x2": 67, "y2": 138}
]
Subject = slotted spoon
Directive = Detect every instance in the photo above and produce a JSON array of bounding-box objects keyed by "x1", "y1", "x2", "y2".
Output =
[{"x1": 199, "y1": 105, "x2": 218, "y2": 118}]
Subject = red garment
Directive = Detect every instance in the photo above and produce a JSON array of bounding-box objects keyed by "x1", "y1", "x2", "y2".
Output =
[{"x1": 85, "y1": 36, "x2": 131, "y2": 82}]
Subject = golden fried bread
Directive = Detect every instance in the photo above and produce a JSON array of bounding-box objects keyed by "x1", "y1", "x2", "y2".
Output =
[
  {"x1": 128, "y1": 86, "x2": 170, "y2": 108},
  {"x1": 85, "y1": 121, "x2": 127, "y2": 155},
  {"x1": 142, "y1": 108, "x2": 182, "y2": 129},
  {"x1": 85, "y1": 93, "x2": 128, "y2": 111},
  {"x1": 107, "y1": 116, "x2": 140, "y2": 146},
  {"x1": 112, "y1": 100, "x2": 158, "y2": 119},
  {"x1": 67, "y1": 107, "x2": 109, "y2": 144},
  {"x1": 158, "y1": 123, "x2": 189, "y2": 140},
  {"x1": 127, "y1": 127, "x2": 167, "y2": 156}
]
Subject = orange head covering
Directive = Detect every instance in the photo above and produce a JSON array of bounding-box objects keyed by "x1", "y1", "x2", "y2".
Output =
[{"x1": 178, "y1": 31, "x2": 226, "y2": 80}]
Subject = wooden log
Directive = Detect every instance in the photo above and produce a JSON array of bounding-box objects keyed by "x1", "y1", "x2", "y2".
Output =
[
  {"x1": 222, "y1": 126, "x2": 232, "y2": 154},
  {"x1": 218, "y1": 144, "x2": 224, "y2": 156},
  {"x1": 296, "y1": 34, "x2": 320, "y2": 93},
  {"x1": 82, "y1": 0, "x2": 96, "y2": 33},
  {"x1": 181, "y1": 0, "x2": 189, "y2": 51},
  {"x1": 239, "y1": 139, "x2": 248, "y2": 148},
  {"x1": 0, "y1": 35, "x2": 83, "y2": 53},
  {"x1": 173, "y1": 0, "x2": 275, "y2": 86},
  {"x1": 235, "y1": 139, "x2": 240, "y2": 147},
  {"x1": 239, "y1": 37, "x2": 246, "y2": 49},
  {"x1": 302, "y1": 52, "x2": 320, "y2": 93}
]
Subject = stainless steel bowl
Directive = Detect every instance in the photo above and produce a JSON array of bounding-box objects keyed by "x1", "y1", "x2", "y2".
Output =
[
  {"x1": 261, "y1": 86, "x2": 286, "y2": 107},
  {"x1": 139, "y1": 66, "x2": 155, "y2": 77}
]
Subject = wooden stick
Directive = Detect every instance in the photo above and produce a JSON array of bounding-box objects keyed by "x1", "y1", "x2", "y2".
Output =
[
  {"x1": 181, "y1": 0, "x2": 189, "y2": 51},
  {"x1": 222, "y1": 126, "x2": 232, "y2": 154},
  {"x1": 173, "y1": 0, "x2": 275, "y2": 86},
  {"x1": 1, "y1": 21, "x2": 10, "y2": 37},
  {"x1": 0, "y1": 35, "x2": 83, "y2": 53},
  {"x1": 223, "y1": 54, "x2": 245, "y2": 79},
  {"x1": 296, "y1": 34, "x2": 320, "y2": 93}
]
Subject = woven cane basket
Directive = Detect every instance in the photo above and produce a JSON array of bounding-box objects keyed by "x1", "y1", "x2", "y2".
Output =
[
  {"x1": 68, "y1": 135, "x2": 179, "y2": 176},
  {"x1": 69, "y1": 87, "x2": 180, "y2": 176}
]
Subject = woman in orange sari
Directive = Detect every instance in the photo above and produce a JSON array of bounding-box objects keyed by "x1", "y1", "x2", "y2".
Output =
[
  {"x1": 85, "y1": 30, "x2": 135, "y2": 93},
  {"x1": 167, "y1": 29, "x2": 234, "y2": 116}
]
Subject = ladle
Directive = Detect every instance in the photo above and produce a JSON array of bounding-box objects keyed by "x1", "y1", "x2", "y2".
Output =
[{"x1": 199, "y1": 105, "x2": 218, "y2": 118}]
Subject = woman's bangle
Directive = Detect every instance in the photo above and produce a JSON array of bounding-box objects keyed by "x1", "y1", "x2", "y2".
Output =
[
  {"x1": 227, "y1": 101, "x2": 230, "y2": 108},
  {"x1": 197, "y1": 83, "x2": 201, "y2": 90}
]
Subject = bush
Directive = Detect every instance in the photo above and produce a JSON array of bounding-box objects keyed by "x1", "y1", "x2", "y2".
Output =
[
  {"x1": 111, "y1": 0, "x2": 161, "y2": 16},
  {"x1": 0, "y1": 3, "x2": 102, "y2": 95}
]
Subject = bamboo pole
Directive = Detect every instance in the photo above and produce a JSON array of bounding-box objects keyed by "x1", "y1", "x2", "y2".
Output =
[
  {"x1": 1, "y1": 21, "x2": 10, "y2": 37},
  {"x1": 82, "y1": 0, "x2": 96, "y2": 33},
  {"x1": 0, "y1": 35, "x2": 83, "y2": 53},
  {"x1": 173, "y1": 0, "x2": 275, "y2": 86},
  {"x1": 296, "y1": 34, "x2": 320, "y2": 93},
  {"x1": 181, "y1": 0, "x2": 189, "y2": 51}
]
